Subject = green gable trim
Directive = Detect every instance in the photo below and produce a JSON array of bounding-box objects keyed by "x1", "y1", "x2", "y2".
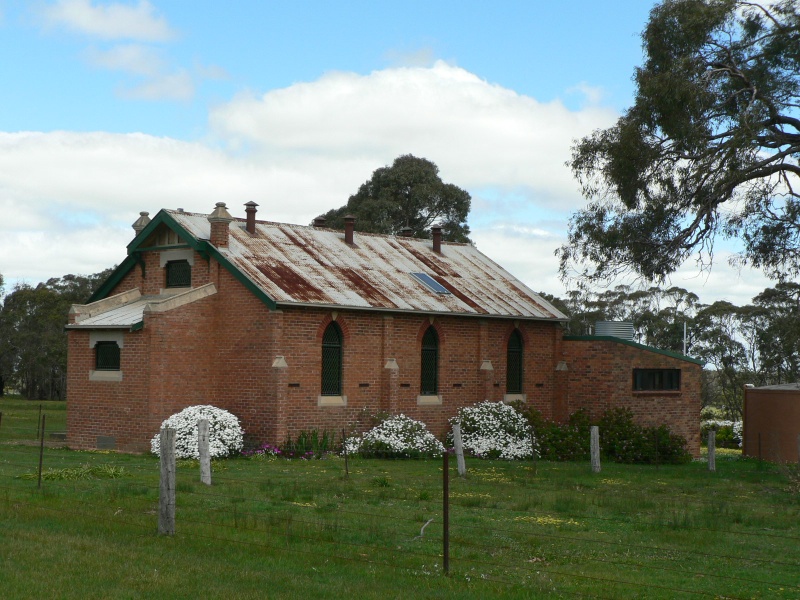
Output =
[
  {"x1": 128, "y1": 211, "x2": 209, "y2": 260},
  {"x1": 131, "y1": 321, "x2": 144, "y2": 332},
  {"x1": 563, "y1": 335, "x2": 704, "y2": 366}
]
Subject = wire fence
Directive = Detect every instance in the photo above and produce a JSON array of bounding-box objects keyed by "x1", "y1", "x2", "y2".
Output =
[{"x1": 1, "y1": 408, "x2": 799, "y2": 599}]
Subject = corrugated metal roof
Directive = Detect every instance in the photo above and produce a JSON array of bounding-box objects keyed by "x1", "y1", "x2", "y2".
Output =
[
  {"x1": 170, "y1": 209, "x2": 567, "y2": 321},
  {"x1": 70, "y1": 297, "x2": 150, "y2": 328}
]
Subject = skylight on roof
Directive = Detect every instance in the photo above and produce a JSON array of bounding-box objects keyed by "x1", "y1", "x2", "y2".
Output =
[{"x1": 411, "y1": 272, "x2": 450, "y2": 294}]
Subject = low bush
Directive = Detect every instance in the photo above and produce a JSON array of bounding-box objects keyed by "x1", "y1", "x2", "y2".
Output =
[
  {"x1": 346, "y1": 414, "x2": 444, "y2": 458},
  {"x1": 514, "y1": 404, "x2": 691, "y2": 465},
  {"x1": 451, "y1": 401, "x2": 536, "y2": 460},
  {"x1": 281, "y1": 429, "x2": 337, "y2": 459},
  {"x1": 150, "y1": 405, "x2": 244, "y2": 459}
]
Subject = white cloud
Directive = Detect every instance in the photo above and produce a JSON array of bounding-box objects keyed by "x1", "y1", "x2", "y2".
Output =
[
  {"x1": 120, "y1": 69, "x2": 194, "y2": 100},
  {"x1": 41, "y1": 0, "x2": 175, "y2": 42},
  {"x1": 210, "y1": 61, "x2": 618, "y2": 209},
  {"x1": 86, "y1": 43, "x2": 163, "y2": 75},
  {"x1": 566, "y1": 81, "x2": 606, "y2": 106},
  {"x1": 1, "y1": 62, "x2": 764, "y2": 306}
]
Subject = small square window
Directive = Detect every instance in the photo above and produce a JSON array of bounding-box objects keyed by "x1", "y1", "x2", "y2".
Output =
[
  {"x1": 95, "y1": 341, "x2": 120, "y2": 371},
  {"x1": 166, "y1": 260, "x2": 191, "y2": 288}
]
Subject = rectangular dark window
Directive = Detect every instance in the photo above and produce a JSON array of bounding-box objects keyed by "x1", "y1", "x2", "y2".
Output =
[
  {"x1": 166, "y1": 260, "x2": 191, "y2": 288},
  {"x1": 95, "y1": 341, "x2": 120, "y2": 371},
  {"x1": 633, "y1": 368, "x2": 680, "y2": 391}
]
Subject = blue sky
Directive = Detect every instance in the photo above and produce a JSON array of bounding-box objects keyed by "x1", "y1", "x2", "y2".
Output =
[{"x1": 0, "y1": 0, "x2": 773, "y2": 305}]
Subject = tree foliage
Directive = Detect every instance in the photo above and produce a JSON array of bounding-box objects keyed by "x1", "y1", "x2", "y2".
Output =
[
  {"x1": 0, "y1": 270, "x2": 112, "y2": 399},
  {"x1": 561, "y1": 0, "x2": 800, "y2": 283},
  {"x1": 319, "y1": 154, "x2": 472, "y2": 242}
]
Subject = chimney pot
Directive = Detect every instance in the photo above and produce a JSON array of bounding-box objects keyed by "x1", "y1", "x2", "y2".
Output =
[
  {"x1": 431, "y1": 224, "x2": 443, "y2": 253},
  {"x1": 344, "y1": 215, "x2": 356, "y2": 245},
  {"x1": 313, "y1": 216, "x2": 327, "y2": 227},
  {"x1": 208, "y1": 202, "x2": 234, "y2": 247},
  {"x1": 400, "y1": 227, "x2": 413, "y2": 237},
  {"x1": 245, "y1": 201, "x2": 258, "y2": 234},
  {"x1": 132, "y1": 211, "x2": 151, "y2": 237}
]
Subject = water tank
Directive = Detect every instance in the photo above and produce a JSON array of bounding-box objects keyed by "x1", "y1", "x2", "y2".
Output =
[{"x1": 595, "y1": 321, "x2": 635, "y2": 341}]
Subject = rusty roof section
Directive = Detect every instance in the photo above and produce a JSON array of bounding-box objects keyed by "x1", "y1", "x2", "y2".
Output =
[{"x1": 168, "y1": 209, "x2": 567, "y2": 321}]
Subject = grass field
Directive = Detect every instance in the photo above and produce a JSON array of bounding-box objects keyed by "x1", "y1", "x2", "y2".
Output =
[{"x1": 1, "y1": 398, "x2": 799, "y2": 599}]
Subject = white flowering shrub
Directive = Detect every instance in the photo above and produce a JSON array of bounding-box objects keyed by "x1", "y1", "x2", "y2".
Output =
[
  {"x1": 451, "y1": 401, "x2": 536, "y2": 460},
  {"x1": 346, "y1": 414, "x2": 445, "y2": 458},
  {"x1": 150, "y1": 405, "x2": 244, "y2": 459},
  {"x1": 701, "y1": 419, "x2": 743, "y2": 448}
]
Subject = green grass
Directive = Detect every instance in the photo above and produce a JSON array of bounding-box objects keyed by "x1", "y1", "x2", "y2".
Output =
[
  {"x1": 0, "y1": 396, "x2": 66, "y2": 441},
  {"x1": 1, "y1": 399, "x2": 799, "y2": 599}
]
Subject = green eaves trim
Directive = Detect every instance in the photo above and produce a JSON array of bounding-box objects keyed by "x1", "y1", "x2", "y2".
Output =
[
  {"x1": 131, "y1": 321, "x2": 144, "y2": 331},
  {"x1": 562, "y1": 335, "x2": 705, "y2": 366}
]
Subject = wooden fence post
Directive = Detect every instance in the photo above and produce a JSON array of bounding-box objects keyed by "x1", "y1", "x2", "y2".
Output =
[
  {"x1": 452, "y1": 422, "x2": 466, "y2": 478},
  {"x1": 708, "y1": 430, "x2": 716, "y2": 472},
  {"x1": 590, "y1": 426, "x2": 601, "y2": 473},
  {"x1": 198, "y1": 419, "x2": 211, "y2": 485},
  {"x1": 159, "y1": 427, "x2": 176, "y2": 535}
]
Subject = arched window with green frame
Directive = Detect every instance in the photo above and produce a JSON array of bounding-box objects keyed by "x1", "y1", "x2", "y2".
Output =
[
  {"x1": 420, "y1": 326, "x2": 439, "y2": 395},
  {"x1": 506, "y1": 329, "x2": 523, "y2": 394},
  {"x1": 321, "y1": 322, "x2": 343, "y2": 396}
]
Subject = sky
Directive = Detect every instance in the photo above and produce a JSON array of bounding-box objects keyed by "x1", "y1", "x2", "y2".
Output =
[{"x1": 0, "y1": 0, "x2": 776, "y2": 307}]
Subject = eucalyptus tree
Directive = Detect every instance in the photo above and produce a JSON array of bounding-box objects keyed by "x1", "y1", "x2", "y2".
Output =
[{"x1": 561, "y1": 0, "x2": 800, "y2": 284}]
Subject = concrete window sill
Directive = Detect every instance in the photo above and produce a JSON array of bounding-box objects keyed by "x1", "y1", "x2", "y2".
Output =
[
  {"x1": 503, "y1": 393, "x2": 526, "y2": 404},
  {"x1": 318, "y1": 395, "x2": 347, "y2": 407},
  {"x1": 417, "y1": 395, "x2": 442, "y2": 406},
  {"x1": 89, "y1": 370, "x2": 123, "y2": 382}
]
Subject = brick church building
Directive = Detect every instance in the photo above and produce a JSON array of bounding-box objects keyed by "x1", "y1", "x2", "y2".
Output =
[{"x1": 66, "y1": 203, "x2": 701, "y2": 454}]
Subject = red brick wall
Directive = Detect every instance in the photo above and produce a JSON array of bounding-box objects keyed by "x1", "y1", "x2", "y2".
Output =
[
  {"x1": 562, "y1": 338, "x2": 701, "y2": 456},
  {"x1": 66, "y1": 248, "x2": 565, "y2": 450}
]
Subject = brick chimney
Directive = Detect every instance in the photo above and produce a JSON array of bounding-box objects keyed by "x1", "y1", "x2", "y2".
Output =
[
  {"x1": 313, "y1": 216, "x2": 327, "y2": 227},
  {"x1": 208, "y1": 202, "x2": 234, "y2": 247},
  {"x1": 245, "y1": 201, "x2": 258, "y2": 234},
  {"x1": 431, "y1": 224, "x2": 442, "y2": 253},
  {"x1": 344, "y1": 215, "x2": 356, "y2": 245},
  {"x1": 400, "y1": 227, "x2": 413, "y2": 237},
  {"x1": 131, "y1": 211, "x2": 150, "y2": 237}
]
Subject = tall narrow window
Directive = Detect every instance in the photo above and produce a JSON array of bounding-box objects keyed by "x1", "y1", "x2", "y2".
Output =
[
  {"x1": 166, "y1": 259, "x2": 191, "y2": 288},
  {"x1": 321, "y1": 322, "x2": 343, "y2": 396},
  {"x1": 420, "y1": 326, "x2": 439, "y2": 395},
  {"x1": 95, "y1": 341, "x2": 121, "y2": 371},
  {"x1": 506, "y1": 330, "x2": 523, "y2": 394}
]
